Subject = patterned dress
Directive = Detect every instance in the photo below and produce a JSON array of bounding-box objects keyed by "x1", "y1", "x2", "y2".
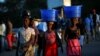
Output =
[{"x1": 18, "y1": 27, "x2": 35, "y2": 56}]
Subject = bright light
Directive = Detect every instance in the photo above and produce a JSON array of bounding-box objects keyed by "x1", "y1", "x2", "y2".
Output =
[
  {"x1": 47, "y1": 0, "x2": 71, "y2": 9},
  {"x1": 0, "y1": 0, "x2": 5, "y2": 3}
]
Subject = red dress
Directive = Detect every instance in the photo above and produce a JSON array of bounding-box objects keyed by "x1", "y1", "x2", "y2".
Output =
[
  {"x1": 67, "y1": 39, "x2": 81, "y2": 56},
  {"x1": 6, "y1": 33, "x2": 15, "y2": 49},
  {"x1": 44, "y1": 31, "x2": 58, "y2": 56},
  {"x1": 66, "y1": 28, "x2": 81, "y2": 56}
]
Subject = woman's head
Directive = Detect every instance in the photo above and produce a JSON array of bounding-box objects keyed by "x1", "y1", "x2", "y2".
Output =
[
  {"x1": 71, "y1": 17, "x2": 79, "y2": 25},
  {"x1": 47, "y1": 21, "x2": 54, "y2": 31},
  {"x1": 23, "y1": 16, "x2": 30, "y2": 28},
  {"x1": 92, "y1": 9, "x2": 96, "y2": 14}
]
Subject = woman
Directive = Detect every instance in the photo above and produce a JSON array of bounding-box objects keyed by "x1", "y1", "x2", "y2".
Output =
[
  {"x1": 30, "y1": 19, "x2": 39, "y2": 45},
  {"x1": 30, "y1": 19, "x2": 39, "y2": 55},
  {"x1": 65, "y1": 18, "x2": 81, "y2": 56},
  {"x1": 44, "y1": 21, "x2": 58, "y2": 56},
  {"x1": 16, "y1": 15, "x2": 36, "y2": 56},
  {"x1": 6, "y1": 19, "x2": 14, "y2": 50}
]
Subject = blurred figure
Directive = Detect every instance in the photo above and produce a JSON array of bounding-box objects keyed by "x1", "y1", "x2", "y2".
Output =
[
  {"x1": 90, "y1": 9, "x2": 100, "y2": 40},
  {"x1": 0, "y1": 19, "x2": 6, "y2": 52},
  {"x1": 56, "y1": 28, "x2": 62, "y2": 42},
  {"x1": 77, "y1": 18, "x2": 85, "y2": 47},
  {"x1": 30, "y1": 19, "x2": 39, "y2": 41},
  {"x1": 37, "y1": 30, "x2": 45, "y2": 56},
  {"x1": 30, "y1": 19, "x2": 39, "y2": 55},
  {"x1": 57, "y1": 14, "x2": 67, "y2": 43},
  {"x1": 57, "y1": 14, "x2": 67, "y2": 30},
  {"x1": 84, "y1": 16, "x2": 93, "y2": 44},
  {"x1": 57, "y1": 14, "x2": 63, "y2": 29},
  {"x1": 37, "y1": 22, "x2": 47, "y2": 56},
  {"x1": 55, "y1": 28, "x2": 63, "y2": 53},
  {"x1": 65, "y1": 18, "x2": 81, "y2": 56},
  {"x1": 6, "y1": 19, "x2": 14, "y2": 50}
]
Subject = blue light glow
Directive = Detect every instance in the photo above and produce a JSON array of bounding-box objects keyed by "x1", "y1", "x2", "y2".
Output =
[{"x1": 0, "y1": 0, "x2": 5, "y2": 3}]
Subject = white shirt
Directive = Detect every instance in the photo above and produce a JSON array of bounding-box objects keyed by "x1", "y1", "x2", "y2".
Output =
[
  {"x1": 18, "y1": 27, "x2": 35, "y2": 44},
  {"x1": 0, "y1": 23, "x2": 6, "y2": 36},
  {"x1": 90, "y1": 14, "x2": 100, "y2": 23}
]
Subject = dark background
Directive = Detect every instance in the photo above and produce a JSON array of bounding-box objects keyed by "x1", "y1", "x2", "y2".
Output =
[
  {"x1": 0, "y1": 0, "x2": 99, "y2": 28},
  {"x1": 71, "y1": 0, "x2": 100, "y2": 17}
]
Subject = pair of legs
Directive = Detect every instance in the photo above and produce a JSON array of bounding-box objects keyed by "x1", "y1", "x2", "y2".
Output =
[{"x1": 85, "y1": 30, "x2": 91, "y2": 44}]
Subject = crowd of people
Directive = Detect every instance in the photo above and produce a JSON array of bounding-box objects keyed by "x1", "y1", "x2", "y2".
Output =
[{"x1": 0, "y1": 7, "x2": 100, "y2": 56}]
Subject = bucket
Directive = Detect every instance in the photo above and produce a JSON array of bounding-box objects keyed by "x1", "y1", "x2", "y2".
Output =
[
  {"x1": 40, "y1": 9, "x2": 57, "y2": 21},
  {"x1": 37, "y1": 22, "x2": 47, "y2": 32},
  {"x1": 64, "y1": 5, "x2": 82, "y2": 18}
]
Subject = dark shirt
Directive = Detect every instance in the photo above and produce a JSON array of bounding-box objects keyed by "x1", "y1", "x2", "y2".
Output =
[
  {"x1": 77, "y1": 23, "x2": 85, "y2": 35},
  {"x1": 92, "y1": 14, "x2": 96, "y2": 27},
  {"x1": 65, "y1": 28, "x2": 78, "y2": 39}
]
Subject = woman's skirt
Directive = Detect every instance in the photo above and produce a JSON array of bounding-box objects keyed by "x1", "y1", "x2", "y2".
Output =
[
  {"x1": 6, "y1": 33, "x2": 13, "y2": 49},
  {"x1": 67, "y1": 39, "x2": 81, "y2": 56},
  {"x1": 44, "y1": 42, "x2": 58, "y2": 56}
]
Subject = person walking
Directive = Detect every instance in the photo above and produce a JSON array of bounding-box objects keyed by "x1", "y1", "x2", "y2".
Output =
[
  {"x1": 78, "y1": 19, "x2": 85, "y2": 47},
  {"x1": 0, "y1": 19, "x2": 6, "y2": 52},
  {"x1": 44, "y1": 21, "x2": 58, "y2": 56},
  {"x1": 41, "y1": 9, "x2": 63, "y2": 56},
  {"x1": 84, "y1": 16, "x2": 93, "y2": 44},
  {"x1": 6, "y1": 19, "x2": 14, "y2": 50},
  {"x1": 16, "y1": 10, "x2": 36, "y2": 56},
  {"x1": 64, "y1": 5, "x2": 82, "y2": 56},
  {"x1": 90, "y1": 9, "x2": 100, "y2": 40}
]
